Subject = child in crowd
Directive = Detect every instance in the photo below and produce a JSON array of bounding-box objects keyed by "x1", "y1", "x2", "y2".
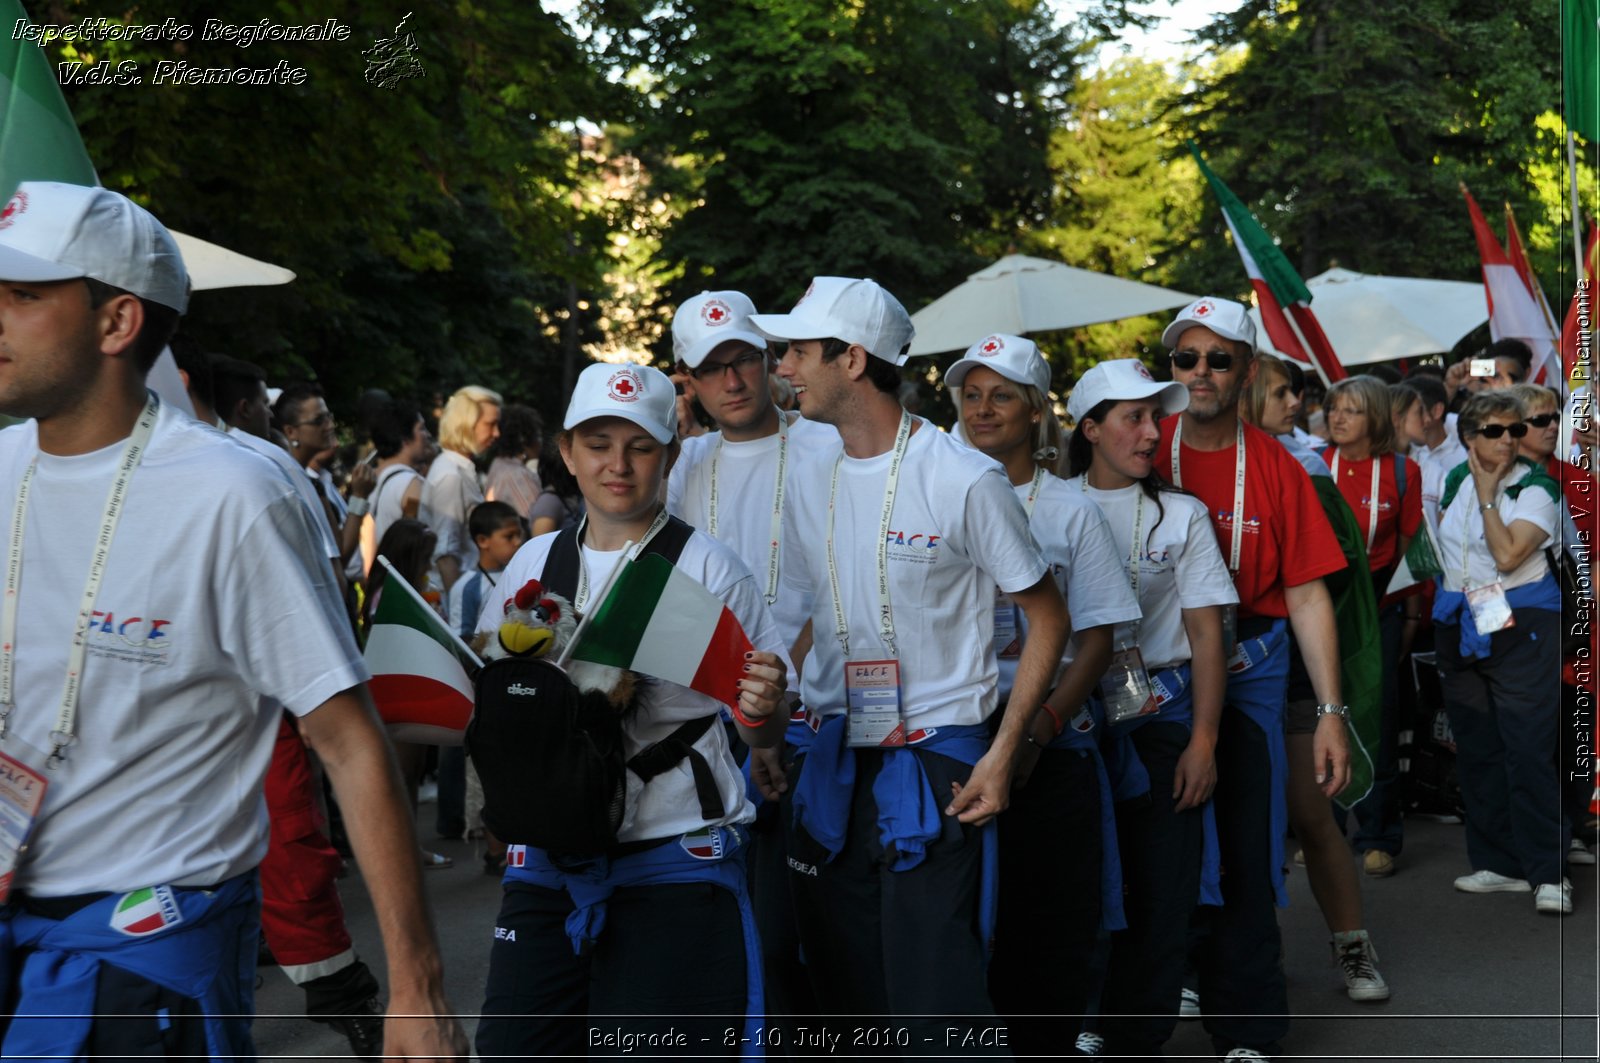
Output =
[{"x1": 446, "y1": 501, "x2": 526, "y2": 638}]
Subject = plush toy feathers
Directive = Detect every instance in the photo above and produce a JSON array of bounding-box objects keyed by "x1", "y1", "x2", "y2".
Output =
[{"x1": 476, "y1": 578, "x2": 637, "y2": 710}]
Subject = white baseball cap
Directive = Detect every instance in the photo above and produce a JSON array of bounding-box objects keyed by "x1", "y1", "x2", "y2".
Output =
[
  {"x1": 1161, "y1": 296, "x2": 1256, "y2": 351},
  {"x1": 563, "y1": 362, "x2": 677, "y2": 444},
  {"x1": 749, "y1": 277, "x2": 916, "y2": 365},
  {"x1": 1067, "y1": 359, "x2": 1189, "y2": 423},
  {"x1": 0, "y1": 182, "x2": 189, "y2": 312},
  {"x1": 944, "y1": 333, "x2": 1051, "y2": 394},
  {"x1": 671, "y1": 290, "x2": 771, "y2": 369}
]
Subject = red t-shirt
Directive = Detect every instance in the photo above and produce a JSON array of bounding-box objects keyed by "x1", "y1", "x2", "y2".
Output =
[
  {"x1": 1158, "y1": 420, "x2": 1345, "y2": 619},
  {"x1": 1321, "y1": 450, "x2": 1423, "y2": 572}
]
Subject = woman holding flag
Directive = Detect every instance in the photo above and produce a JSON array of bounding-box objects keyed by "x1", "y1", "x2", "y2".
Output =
[{"x1": 473, "y1": 363, "x2": 791, "y2": 1058}]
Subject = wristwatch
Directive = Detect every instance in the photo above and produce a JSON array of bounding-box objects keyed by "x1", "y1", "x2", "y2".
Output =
[
  {"x1": 1478, "y1": 502, "x2": 1497, "y2": 513},
  {"x1": 346, "y1": 496, "x2": 371, "y2": 517},
  {"x1": 1315, "y1": 703, "x2": 1350, "y2": 720}
]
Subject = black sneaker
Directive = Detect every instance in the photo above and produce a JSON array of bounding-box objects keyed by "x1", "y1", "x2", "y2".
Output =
[{"x1": 314, "y1": 996, "x2": 384, "y2": 1061}]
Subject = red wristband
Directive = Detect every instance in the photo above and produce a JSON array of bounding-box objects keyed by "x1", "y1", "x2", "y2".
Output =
[
  {"x1": 1040, "y1": 704, "x2": 1065, "y2": 735},
  {"x1": 729, "y1": 701, "x2": 764, "y2": 729}
]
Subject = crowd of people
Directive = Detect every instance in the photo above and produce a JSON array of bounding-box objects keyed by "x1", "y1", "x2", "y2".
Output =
[{"x1": 0, "y1": 180, "x2": 1592, "y2": 1063}]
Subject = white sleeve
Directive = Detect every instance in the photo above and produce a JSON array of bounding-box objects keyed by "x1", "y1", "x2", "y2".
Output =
[
  {"x1": 1060, "y1": 501, "x2": 1141, "y2": 630},
  {"x1": 959, "y1": 469, "x2": 1048, "y2": 594},
  {"x1": 1175, "y1": 502, "x2": 1240, "y2": 609},
  {"x1": 1508, "y1": 486, "x2": 1557, "y2": 546}
]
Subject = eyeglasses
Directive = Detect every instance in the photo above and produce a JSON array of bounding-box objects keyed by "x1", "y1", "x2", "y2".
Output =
[
  {"x1": 690, "y1": 349, "x2": 767, "y2": 382},
  {"x1": 1525, "y1": 413, "x2": 1559, "y2": 428},
  {"x1": 1170, "y1": 348, "x2": 1236, "y2": 373},
  {"x1": 1475, "y1": 422, "x2": 1529, "y2": 440},
  {"x1": 292, "y1": 412, "x2": 334, "y2": 428}
]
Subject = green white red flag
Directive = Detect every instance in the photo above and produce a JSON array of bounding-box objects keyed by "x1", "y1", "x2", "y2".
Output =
[
  {"x1": 363, "y1": 557, "x2": 482, "y2": 745},
  {"x1": 1502, "y1": 201, "x2": 1565, "y2": 390},
  {"x1": 1188, "y1": 143, "x2": 1346, "y2": 384},
  {"x1": 569, "y1": 553, "x2": 751, "y2": 709},
  {"x1": 0, "y1": 0, "x2": 98, "y2": 197},
  {"x1": 1462, "y1": 185, "x2": 1561, "y2": 388}
]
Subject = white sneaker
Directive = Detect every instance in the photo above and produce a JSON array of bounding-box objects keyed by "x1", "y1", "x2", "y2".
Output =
[
  {"x1": 1073, "y1": 1031, "x2": 1104, "y2": 1057},
  {"x1": 1332, "y1": 933, "x2": 1391, "y2": 1002},
  {"x1": 1569, "y1": 838, "x2": 1597, "y2": 866},
  {"x1": 1535, "y1": 879, "x2": 1573, "y2": 915},
  {"x1": 1454, "y1": 869, "x2": 1532, "y2": 893},
  {"x1": 1221, "y1": 1049, "x2": 1271, "y2": 1061},
  {"x1": 1179, "y1": 985, "x2": 1201, "y2": 1019}
]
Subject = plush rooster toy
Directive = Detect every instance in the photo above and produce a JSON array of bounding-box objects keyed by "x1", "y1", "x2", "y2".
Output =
[{"x1": 476, "y1": 578, "x2": 637, "y2": 710}]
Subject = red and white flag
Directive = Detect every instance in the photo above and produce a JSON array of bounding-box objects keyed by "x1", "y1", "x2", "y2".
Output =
[
  {"x1": 1561, "y1": 221, "x2": 1598, "y2": 385},
  {"x1": 1462, "y1": 185, "x2": 1561, "y2": 388}
]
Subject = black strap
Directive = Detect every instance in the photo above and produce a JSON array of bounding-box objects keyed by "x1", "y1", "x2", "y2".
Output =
[
  {"x1": 540, "y1": 513, "x2": 696, "y2": 603},
  {"x1": 627, "y1": 715, "x2": 725, "y2": 822}
]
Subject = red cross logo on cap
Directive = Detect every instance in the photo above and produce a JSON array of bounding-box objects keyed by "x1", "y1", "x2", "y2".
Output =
[
  {"x1": 0, "y1": 191, "x2": 27, "y2": 231},
  {"x1": 607, "y1": 369, "x2": 642, "y2": 403},
  {"x1": 980, "y1": 336, "x2": 1003, "y2": 356},
  {"x1": 1134, "y1": 362, "x2": 1154, "y2": 380},
  {"x1": 1193, "y1": 300, "x2": 1213, "y2": 318},
  {"x1": 701, "y1": 299, "x2": 731, "y2": 326}
]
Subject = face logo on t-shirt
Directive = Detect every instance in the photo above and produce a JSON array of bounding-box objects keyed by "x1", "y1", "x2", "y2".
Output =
[
  {"x1": 1212, "y1": 510, "x2": 1262, "y2": 535},
  {"x1": 86, "y1": 608, "x2": 175, "y2": 667},
  {"x1": 885, "y1": 529, "x2": 941, "y2": 565},
  {"x1": 1360, "y1": 495, "x2": 1394, "y2": 512}
]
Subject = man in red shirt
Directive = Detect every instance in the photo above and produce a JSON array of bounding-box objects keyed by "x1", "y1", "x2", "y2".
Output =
[{"x1": 1156, "y1": 297, "x2": 1351, "y2": 1062}]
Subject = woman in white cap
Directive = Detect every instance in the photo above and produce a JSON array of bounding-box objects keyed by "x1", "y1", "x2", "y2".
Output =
[
  {"x1": 944, "y1": 335, "x2": 1142, "y2": 1053},
  {"x1": 1064, "y1": 358, "x2": 1238, "y2": 1059},
  {"x1": 473, "y1": 362, "x2": 792, "y2": 1057}
]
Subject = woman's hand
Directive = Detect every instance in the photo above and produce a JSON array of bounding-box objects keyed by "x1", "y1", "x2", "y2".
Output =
[
  {"x1": 1467, "y1": 442, "x2": 1508, "y2": 499},
  {"x1": 733, "y1": 651, "x2": 788, "y2": 747}
]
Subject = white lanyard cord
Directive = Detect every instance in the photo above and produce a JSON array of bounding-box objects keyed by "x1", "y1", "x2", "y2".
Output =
[
  {"x1": 575, "y1": 506, "x2": 671, "y2": 612},
  {"x1": 708, "y1": 410, "x2": 788, "y2": 605},
  {"x1": 1078, "y1": 475, "x2": 1144, "y2": 641},
  {"x1": 827, "y1": 409, "x2": 914, "y2": 660},
  {"x1": 1330, "y1": 452, "x2": 1381, "y2": 553},
  {"x1": 1170, "y1": 419, "x2": 1246, "y2": 573},
  {"x1": 0, "y1": 393, "x2": 161, "y2": 765},
  {"x1": 1023, "y1": 464, "x2": 1046, "y2": 518}
]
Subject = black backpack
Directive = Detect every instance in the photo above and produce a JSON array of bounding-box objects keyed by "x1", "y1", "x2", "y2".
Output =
[{"x1": 466, "y1": 516, "x2": 727, "y2": 857}]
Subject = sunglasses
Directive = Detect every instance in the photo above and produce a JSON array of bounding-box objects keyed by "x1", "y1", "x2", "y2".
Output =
[
  {"x1": 1475, "y1": 422, "x2": 1529, "y2": 440},
  {"x1": 1525, "y1": 413, "x2": 1559, "y2": 428},
  {"x1": 1170, "y1": 348, "x2": 1236, "y2": 372}
]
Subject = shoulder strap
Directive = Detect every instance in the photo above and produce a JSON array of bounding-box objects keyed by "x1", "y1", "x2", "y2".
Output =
[
  {"x1": 540, "y1": 524, "x2": 583, "y2": 602},
  {"x1": 643, "y1": 514, "x2": 695, "y2": 565},
  {"x1": 1394, "y1": 453, "x2": 1406, "y2": 501},
  {"x1": 627, "y1": 715, "x2": 725, "y2": 822}
]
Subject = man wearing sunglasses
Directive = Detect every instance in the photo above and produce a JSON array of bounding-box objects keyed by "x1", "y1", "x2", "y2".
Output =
[
  {"x1": 1156, "y1": 297, "x2": 1352, "y2": 1063},
  {"x1": 665, "y1": 290, "x2": 835, "y2": 1021}
]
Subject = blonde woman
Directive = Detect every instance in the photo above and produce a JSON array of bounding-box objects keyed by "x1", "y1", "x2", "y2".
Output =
[{"x1": 422, "y1": 385, "x2": 502, "y2": 592}]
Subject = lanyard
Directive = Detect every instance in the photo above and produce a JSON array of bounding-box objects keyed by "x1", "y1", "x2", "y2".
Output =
[
  {"x1": 1023, "y1": 465, "x2": 1046, "y2": 518},
  {"x1": 1170, "y1": 420, "x2": 1246, "y2": 574},
  {"x1": 574, "y1": 506, "x2": 671, "y2": 611},
  {"x1": 0, "y1": 393, "x2": 161, "y2": 765},
  {"x1": 827, "y1": 409, "x2": 914, "y2": 660},
  {"x1": 1079, "y1": 477, "x2": 1145, "y2": 639},
  {"x1": 1330, "y1": 452, "x2": 1381, "y2": 552},
  {"x1": 708, "y1": 411, "x2": 788, "y2": 605}
]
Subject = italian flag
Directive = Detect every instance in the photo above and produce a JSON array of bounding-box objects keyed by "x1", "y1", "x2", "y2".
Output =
[
  {"x1": 364, "y1": 558, "x2": 481, "y2": 745},
  {"x1": 111, "y1": 886, "x2": 182, "y2": 937},
  {"x1": 568, "y1": 553, "x2": 752, "y2": 709},
  {"x1": 1462, "y1": 185, "x2": 1562, "y2": 389},
  {"x1": 0, "y1": 0, "x2": 99, "y2": 196},
  {"x1": 1189, "y1": 143, "x2": 1347, "y2": 384}
]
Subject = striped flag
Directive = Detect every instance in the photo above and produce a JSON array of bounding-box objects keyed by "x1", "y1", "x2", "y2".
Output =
[
  {"x1": 363, "y1": 558, "x2": 481, "y2": 746},
  {"x1": 1502, "y1": 202, "x2": 1565, "y2": 389},
  {"x1": 569, "y1": 553, "x2": 751, "y2": 709},
  {"x1": 1561, "y1": 222, "x2": 1598, "y2": 384},
  {"x1": 0, "y1": 0, "x2": 98, "y2": 197},
  {"x1": 1189, "y1": 143, "x2": 1346, "y2": 384},
  {"x1": 1461, "y1": 184, "x2": 1560, "y2": 385}
]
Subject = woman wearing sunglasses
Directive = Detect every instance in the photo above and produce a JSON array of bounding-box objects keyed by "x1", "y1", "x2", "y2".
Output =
[{"x1": 1434, "y1": 391, "x2": 1570, "y2": 913}]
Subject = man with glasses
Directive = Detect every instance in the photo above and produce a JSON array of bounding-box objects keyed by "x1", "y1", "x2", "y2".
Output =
[
  {"x1": 665, "y1": 290, "x2": 834, "y2": 1020},
  {"x1": 1156, "y1": 297, "x2": 1351, "y2": 1063}
]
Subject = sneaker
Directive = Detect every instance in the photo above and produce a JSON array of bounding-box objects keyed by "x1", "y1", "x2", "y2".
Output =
[
  {"x1": 1362, "y1": 850, "x2": 1396, "y2": 877},
  {"x1": 1569, "y1": 838, "x2": 1597, "y2": 866},
  {"x1": 1221, "y1": 1049, "x2": 1271, "y2": 1061},
  {"x1": 1074, "y1": 1031, "x2": 1104, "y2": 1056},
  {"x1": 1454, "y1": 869, "x2": 1532, "y2": 893},
  {"x1": 1332, "y1": 933, "x2": 1390, "y2": 1001},
  {"x1": 1535, "y1": 879, "x2": 1573, "y2": 915},
  {"x1": 314, "y1": 997, "x2": 384, "y2": 1062},
  {"x1": 1180, "y1": 986, "x2": 1201, "y2": 1019},
  {"x1": 1293, "y1": 848, "x2": 1307, "y2": 867}
]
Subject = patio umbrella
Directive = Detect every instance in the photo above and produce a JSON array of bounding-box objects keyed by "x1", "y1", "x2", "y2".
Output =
[
  {"x1": 173, "y1": 230, "x2": 297, "y2": 290},
  {"x1": 906, "y1": 254, "x2": 1196, "y2": 357},
  {"x1": 1248, "y1": 267, "x2": 1486, "y2": 366}
]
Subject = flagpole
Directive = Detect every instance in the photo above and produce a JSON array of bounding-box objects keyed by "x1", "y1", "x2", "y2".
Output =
[
  {"x1": 1572, "y1": 132, "x2": 1586, "y2": 280},
  {"x1": 554, "y1": 538, "x2": 636, "y2": 669},
  {"x1": 375, "y1": 554, "x2": 484, "y2": 668}
]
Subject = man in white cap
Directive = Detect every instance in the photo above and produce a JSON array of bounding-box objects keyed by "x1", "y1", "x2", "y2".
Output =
[
  {"x1": 0, "y1": 182, "x2": 465, "y2": 1060},
  {"x1": 750, "y1": 278, "x2": 1068, "y2": 1035},
  {"x1": 1156, "y1": 295, "x2": 1350, "y2": 1062},
  {"x1": 665, "y1": 290, "x2": 833, "y2": 1019}
]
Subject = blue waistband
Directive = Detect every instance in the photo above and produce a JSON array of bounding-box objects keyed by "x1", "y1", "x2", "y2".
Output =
[{"x1": 1433, "y1": 575, "x2": 1561, "y2": 660}]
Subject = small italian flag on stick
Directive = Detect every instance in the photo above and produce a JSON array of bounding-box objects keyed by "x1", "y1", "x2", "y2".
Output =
[
  {"x1": 565, "y1": 553, "x2": 752, "y2": 709},
  {"x1": 364, "y1": 557, "x2": 483, "y2": 746}
]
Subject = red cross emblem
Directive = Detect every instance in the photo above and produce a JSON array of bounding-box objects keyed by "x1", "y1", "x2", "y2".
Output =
[
  {"x1": 0, "y1": 191, "x2": 27, "y2": 231},
  {"x1": 607, "y1": 369, "x2": 642, "y2": 402},
  {"x1": 1134, "y1": 362, "x2": 1154, "y2": 380},
  {"x1": 1193, "y1": 300, "x2": 1213, "y2": 318},
  {"x1": 702, "y1": 299, "x2": 731, "y2": 326},
  {"x1": 980, "y1": 336, "x2": 1002, "y2": 355}
]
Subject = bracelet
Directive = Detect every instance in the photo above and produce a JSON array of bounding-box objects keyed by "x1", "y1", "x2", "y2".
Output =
[
  {"x1": 346, "y1": 496, "x2": 371, "y2": 517},
  {"x1": 1315, "y1": 703, "x2": 1350, "y2": 719},
  {"x1": 729, "y1": 701, "x2": 765, "y2": 729},
  {"x1": 1040, "y1": 703, "x2": 1065, "y2": 735},
  {"x1": 1478, "y1": 501, "x2": 1497, "y2": 513}
]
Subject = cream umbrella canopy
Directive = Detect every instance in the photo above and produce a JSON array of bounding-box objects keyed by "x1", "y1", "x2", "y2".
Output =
[{"x1": 906, "y1": 253, "x2": 1197, "y2": 357}]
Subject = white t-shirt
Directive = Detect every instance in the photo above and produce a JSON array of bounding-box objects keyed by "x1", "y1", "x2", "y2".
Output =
[
  {"x1": 666, "y1": 412, "x2": 835, "y2": 681},
  {"x1": 996, "y1": 473, "x2": 1141, "y2": 700},
  {"x1": 421, "y1": 449, "x2": 482, "y2": 572},
  {"x1": 364, "y1": 462, "x2": 423, "y2": 574},
  {"x1": 1414, "y1": 434, "x2": 1468, "y2": 531},
  {"x1": 478, "y1": 526, "x2": 787, "y2": 843},
  {"x1": 1080, "y1": 482, "x2": 1239, "y2": 671},
  {"x1": 1436, "y1": 462, "x2": 1556, "y2": 593},
  {"x1": 2, "y1": 406, "x2": 368, "y2": 896},
  {"x1": 780, "y1": 422, "x2": 1048, "y2": 729},
  {"x1": 228, "y1": 427, "x2": 339, "y2": 562}
]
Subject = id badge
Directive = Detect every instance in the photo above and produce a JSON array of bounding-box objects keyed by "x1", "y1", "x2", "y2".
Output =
[
  {"x1": 1099, "y1": 644, "x2": 1158, "y2": 724},
  {"x1": 0, "y1": 747, "x2": 49, "y2": 904},
  {"x1": 845, "y1": 659, "x2": 906, "y2": 748},
  {"x1": 1220, "y1": 603, "x2": 1238, "y2": 656},
  {"x1": 993, "y1": 591, "x2": 1021, "y2": 659},
  {"x1": 1465, "y1": 582, "x2": 1515, "y2": 634}
]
